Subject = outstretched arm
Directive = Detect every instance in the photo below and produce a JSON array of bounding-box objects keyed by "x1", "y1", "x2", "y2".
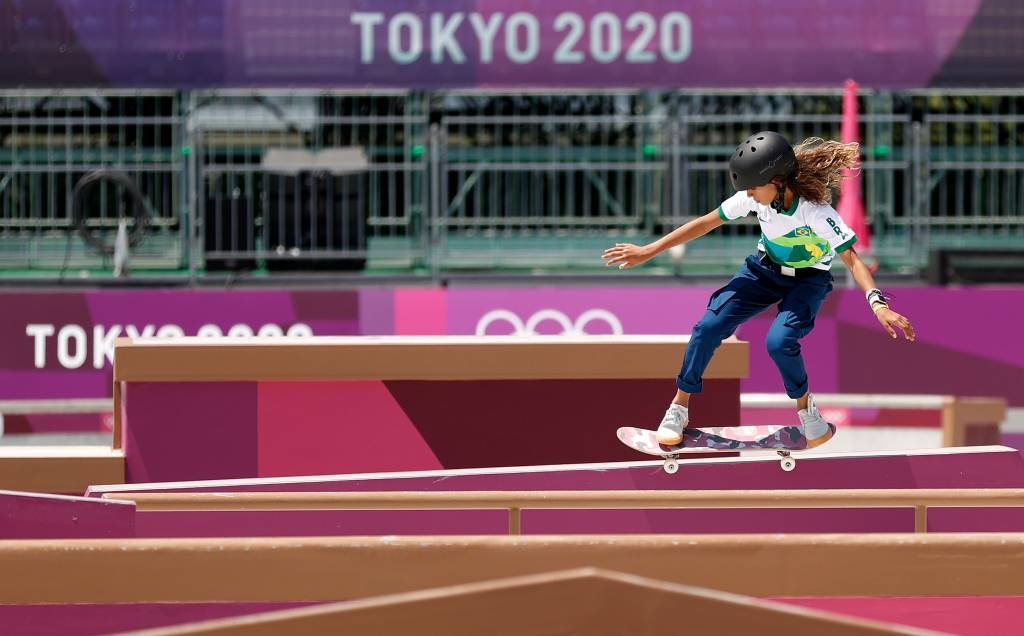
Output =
[
  {"x1": 602, "y1": 211, "x2": 724, "y2": 269},
  {"x1": 839, "y1": 248, "x2": 915, "y2": 341}
]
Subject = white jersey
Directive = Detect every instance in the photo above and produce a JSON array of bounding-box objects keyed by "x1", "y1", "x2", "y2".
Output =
[{"x1": 717, "y1": 192, "x2": 857, "y2": 271}]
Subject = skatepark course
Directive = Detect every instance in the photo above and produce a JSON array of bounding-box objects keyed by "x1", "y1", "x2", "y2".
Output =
[{"x1": 1, "y1": 336, "x2": 1023, "y2": 634}]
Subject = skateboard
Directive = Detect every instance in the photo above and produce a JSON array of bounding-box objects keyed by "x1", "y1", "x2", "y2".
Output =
[{"x1": 616, "y1": 424, "x2": 835, "y2": 474}]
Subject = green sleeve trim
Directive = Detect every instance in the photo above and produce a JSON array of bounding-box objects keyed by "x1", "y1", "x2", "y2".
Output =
[
  {"x1": 717, "y1": 206, "x2": 729, "y2": 222},
  {"x1": 835, "y1": 235, "x2": 858, "y2": 253}
]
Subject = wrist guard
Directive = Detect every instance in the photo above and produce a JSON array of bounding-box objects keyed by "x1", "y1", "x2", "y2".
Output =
[{"x1": 866, "y1": 288, "x2": 888, "y2": 312}]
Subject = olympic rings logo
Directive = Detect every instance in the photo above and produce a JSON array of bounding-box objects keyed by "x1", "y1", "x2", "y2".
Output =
[{"x1": 474, "y1": 309, "x2": 624, "y2": 336}]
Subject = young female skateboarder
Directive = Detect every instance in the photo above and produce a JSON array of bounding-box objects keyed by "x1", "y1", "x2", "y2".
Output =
[{"x1": 602, "y1": 131, "x2": 915, "y2": 447}]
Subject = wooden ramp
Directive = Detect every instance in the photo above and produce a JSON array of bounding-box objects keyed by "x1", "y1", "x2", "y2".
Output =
[
  {"x1": 77, "y1": 446, "x2": 1024, "y2": 536},
  {"x1": 118, "y1": 568, "x2": 932, "y2": 636},
  {"x1": 87, "y1": 445, "x2": 1024, "y2": 497}
]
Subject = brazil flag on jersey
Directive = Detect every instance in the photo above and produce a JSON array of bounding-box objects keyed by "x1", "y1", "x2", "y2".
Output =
[{"x1": 760, "y1": 226, "x2": 833, "y2": 268}]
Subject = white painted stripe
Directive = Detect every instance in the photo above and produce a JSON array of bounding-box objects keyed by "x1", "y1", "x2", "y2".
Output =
[
  {"x1": 0, "y1": 489, "x2": 134, "y2": 506},
  {"x1": 0, "y1": 399, "x2": 113, "y2": 415},
  {"x1": 86, "y1": 445, "x2": 1018, "y2": 496},
  {"x1": 742, "y1": 393, "x2": 947, "y2": 409},
  {"x1": 0, "y1": 446, "x2": 123, "y2": 458}
]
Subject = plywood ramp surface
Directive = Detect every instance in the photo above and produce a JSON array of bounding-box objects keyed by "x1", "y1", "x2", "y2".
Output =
[{"x1": 121, "y1": 569, "x2": 933, "y2": 636}]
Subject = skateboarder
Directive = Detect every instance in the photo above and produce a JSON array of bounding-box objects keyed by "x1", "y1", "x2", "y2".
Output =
[{"x1": 602, "y1": 131, "x2": 915, "y2": 448}]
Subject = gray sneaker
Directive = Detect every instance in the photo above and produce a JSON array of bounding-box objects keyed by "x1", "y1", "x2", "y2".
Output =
[
  {"x1": 656, "y1": 404, "x2": 689, "y2": 445},
  {"x1": 797, "y1": 394, "x2": 835, "y2": 448}
]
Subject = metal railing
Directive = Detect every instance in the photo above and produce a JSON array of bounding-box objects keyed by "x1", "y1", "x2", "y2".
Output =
[
  {"x1": 2, "y1": 89, "x2": 1024, "y2": 277},
  {"x1": 189, "y1": 90, "x2": 431, "y2": 274},
  {"x1": 435, "y1": 113, "x2": 669, "y2": 269},
  {"x1": 0, "y1": 398, "x2": 113, "y2": 439},
  {"x1": 919, "y1": 113, "x2": 1024, "y2": 248},
  {"x1": 105, "y1": 488, "x2": 1024, "y2": 534},
  {"x1": 0, "y1": 90, "x2": 186, "y2": 271},
  {"x1": 669, "y1": 111, "x2": 915, "y2": 269}
]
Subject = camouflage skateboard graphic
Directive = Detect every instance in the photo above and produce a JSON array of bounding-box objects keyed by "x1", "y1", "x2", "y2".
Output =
[{"x1": 616, "y1": 424, "x2": 836, "y2": 474}]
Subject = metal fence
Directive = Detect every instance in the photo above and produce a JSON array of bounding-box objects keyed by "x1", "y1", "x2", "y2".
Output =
[
  {"x1": 905, "y1": 90, "x2": 1024, "y2": 256},
  {"x1": 919, "y1": 131, "x2": 1024, "y2": 245},
  {"x1": 0, "y1": 90, "x2": 185, "y2": 273},
  {"x1": 666, "y1": 92, "x2": 916, "y2": 269},
  {"x1": 436, "y1": 115, "x2": 669, "y2": 268},
  {"x1": 1, "y1": 89, "x2": 1023, "y2": 278},
  {"x1": 190, "y1": 90, "x2": 430, "y2": 275}
]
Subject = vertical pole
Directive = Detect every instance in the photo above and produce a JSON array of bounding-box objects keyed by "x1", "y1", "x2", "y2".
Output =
[
  {"x1": 184, "y1": 91, "x2": 199, "y2": 282},
  {"x1": 912, "y1": 119, "x2": 931, "y2": 272},
  {"x1": 429, "y1": 123, "x2": 442, "y2": 283},
  {"x1": 112, "y1": 380, "x2": 123, "y2": 450},
  {"x1": 941, "y1": 396, "x2": 960, "y2": 447},
  {"x1": 508, "y1": 508, "x2": 521, "y2": 535},
  {"x1": 839, "y1": 79, "x2": 865, "y2": 287},
  {"x1": 914, "y1": 506, "x2": 928, "y2": 533},
  {"x1": 112, "y1": 336, "x2": 134, "y2": 450},
  {"x1": 672, "y1": 119, "x2": 682, "y2": 224}
]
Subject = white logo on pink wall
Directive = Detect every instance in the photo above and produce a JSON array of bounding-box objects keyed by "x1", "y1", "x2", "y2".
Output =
[{"x1": 475, "y1": 309, "x2": 623, "y2": 336}]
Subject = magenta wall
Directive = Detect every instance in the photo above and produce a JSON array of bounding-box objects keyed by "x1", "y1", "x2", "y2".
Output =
[
  {"x1": 2, "y1": 284, "x2": 1020, "y2": 412},
  {"x1": 0, "y1": 490, "x2": 134, "y2": 539},
  {"x1": 436, "y1": 286, "x2": 1024, "y2": 405},
  {"x1": 122, "y1": 378, "x2": 739, "y2": 482}
]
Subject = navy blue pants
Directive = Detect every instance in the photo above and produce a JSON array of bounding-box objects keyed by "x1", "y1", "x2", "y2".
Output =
[{"x1": 677, "y1": 252, "x2": 834, "y2": 399}]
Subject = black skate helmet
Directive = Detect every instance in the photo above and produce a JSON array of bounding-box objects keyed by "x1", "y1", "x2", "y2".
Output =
[{"x1": 728, "y1": 131, "x2": 796, "y2": 191}]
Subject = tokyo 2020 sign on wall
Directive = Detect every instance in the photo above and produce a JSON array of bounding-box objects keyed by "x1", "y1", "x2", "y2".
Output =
[
  {"x1": 1, "y1": 287, "x2": 1021, "y2": 407},
  {"x1": 1, "y1": 1, "x2": 1014, "y2": 88}
]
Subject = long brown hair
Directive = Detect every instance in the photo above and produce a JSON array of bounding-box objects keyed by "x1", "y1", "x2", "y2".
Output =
[{"x1": 787, "y1": 138, "x2": 860, "y2": 204}]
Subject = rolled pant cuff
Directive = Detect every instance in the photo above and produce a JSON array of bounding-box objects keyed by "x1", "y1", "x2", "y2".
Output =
[
  {"x1": 785, "y1": 382, "x2": 809, "y2": 400},
  {"x1": 676, "y1": 377, "x2": 702, "y2": 394}
]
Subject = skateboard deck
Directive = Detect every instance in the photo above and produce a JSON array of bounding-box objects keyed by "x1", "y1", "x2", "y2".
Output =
[{"x1": 616, "y1": 424, "x2": 835, "y2": 473}]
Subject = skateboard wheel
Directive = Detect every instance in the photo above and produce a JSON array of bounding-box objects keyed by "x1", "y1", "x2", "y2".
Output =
[
  {"x1": 663, "y1": 459, "x2": 679, "y2": 474},
  {"x1": 780, "y1": 457, "x2": 797, "y2": 472}
]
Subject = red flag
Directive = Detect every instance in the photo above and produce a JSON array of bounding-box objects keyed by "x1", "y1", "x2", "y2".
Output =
[{"x1": 837, "y1": 78, "x2": 872, "y2": 257}]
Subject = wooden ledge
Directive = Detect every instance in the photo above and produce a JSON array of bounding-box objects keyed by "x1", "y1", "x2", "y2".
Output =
[
  {"x1": 1, "y1": 533, "x2": 1023, "y2": 602},
  {"x1": 112, "y1": 335, "x2": 748, "y2": 382},
  {"x1": 0, "y1": 447, "x2": 124, "y2": 495}
]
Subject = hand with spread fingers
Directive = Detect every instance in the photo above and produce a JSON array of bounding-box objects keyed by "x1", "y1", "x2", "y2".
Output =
[
  {"x1": 875, "y1": 306, "x2": 915, "y2": 341},
  {"x1": 602, "y1": 243, "x2": 654, "y2": 270}
]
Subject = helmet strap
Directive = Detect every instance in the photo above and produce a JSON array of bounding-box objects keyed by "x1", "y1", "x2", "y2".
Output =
[{"x1": 770, "y1": 183, "x2": 787, "y2": 211}]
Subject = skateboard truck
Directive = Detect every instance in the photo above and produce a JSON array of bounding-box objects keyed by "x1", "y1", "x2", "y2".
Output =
[{"x1": 660, "y1": 449, "x2": 796, "y2": 474}]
